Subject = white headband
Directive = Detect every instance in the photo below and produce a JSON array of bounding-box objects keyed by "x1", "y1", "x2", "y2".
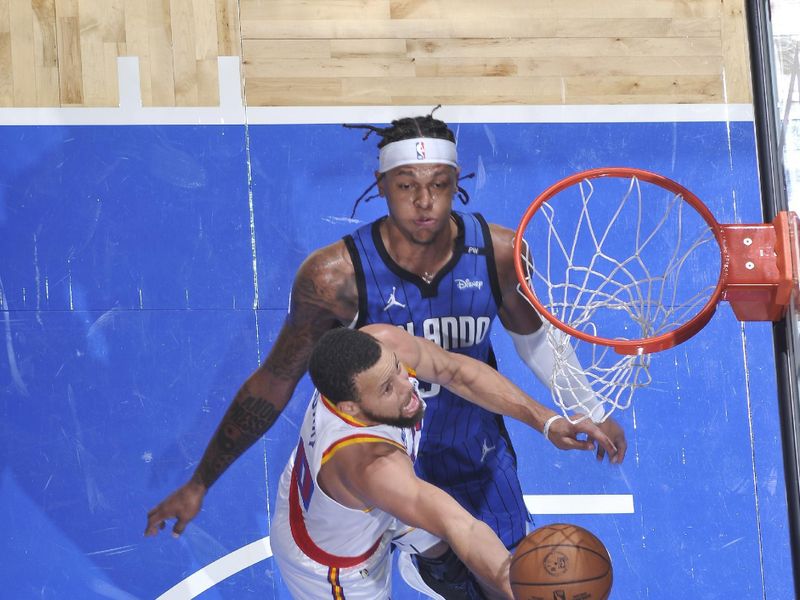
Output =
[{"x1": 378, "y1": 138, "x2": 458, "y2": 173}]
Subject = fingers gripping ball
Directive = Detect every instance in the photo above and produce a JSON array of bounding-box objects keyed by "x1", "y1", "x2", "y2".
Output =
[{"x1": 510, "y1": 523, "x2": 612, "y2": 600}]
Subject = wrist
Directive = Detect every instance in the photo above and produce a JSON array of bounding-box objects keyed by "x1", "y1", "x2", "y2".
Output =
[
  {"x1": 572, "y1": 401, "x2": 605, "y2": 423},
  {"x1": 189, "y1": 473, "x2": 210, "y2": 493},
  {"x1": 542, "y1": 414, "x2": 564, "y2": 441}
]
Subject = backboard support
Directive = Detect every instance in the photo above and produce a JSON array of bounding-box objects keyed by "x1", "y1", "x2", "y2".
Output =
[
  {"x1": 721, "y1": 211, "x2": 795, "y2": 321},
  {"x1": 746, "y1": 1, "x2": 800, "y2": 595}
]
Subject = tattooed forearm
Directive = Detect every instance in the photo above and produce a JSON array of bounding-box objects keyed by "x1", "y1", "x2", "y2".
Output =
[
  {"x1": 262, "y1": 327, "x2": 316, "y2": 380},
  {"x1": 191, "y1": 249, "x2": 354, "y2": 489},
  {"x1": 195, "y1": 391, "x2": 280, "y2": 488},
  {"x1": 194, "y1": 325, "x2": 321, "y2": 488},
  {"x1": 261, "y1": 281, "x2": 340, "y2": 380},
  {"x1": 196, "y1": 454, "x2": 235, "y2": 489},
  {"x1": 227, "y1": 395, "x2": 280, "y2": 437}
]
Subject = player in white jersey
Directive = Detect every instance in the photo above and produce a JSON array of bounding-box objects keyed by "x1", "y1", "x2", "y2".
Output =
[
  {"x1": 269, "y1": 324, "x2": 619, "y2": 599},
  {"x1": 270, "y1": 385, "x2": 427, "y2": 599}
]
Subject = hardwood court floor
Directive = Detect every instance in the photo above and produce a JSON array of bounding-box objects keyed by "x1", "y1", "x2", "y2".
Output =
[{"x1": 0, "y1": 0, "x2": 752, "y2": 108}]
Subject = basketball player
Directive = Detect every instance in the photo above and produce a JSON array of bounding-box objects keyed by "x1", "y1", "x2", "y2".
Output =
[
  {"x1": 145, "y1": 113, "x2": 627, "y2": 597},
  {"x1": 269, "y1": 324, "x2": 601, "y2": 600}
]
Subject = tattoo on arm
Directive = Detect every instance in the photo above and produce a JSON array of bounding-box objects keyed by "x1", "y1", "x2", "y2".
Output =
[
  {"x1": 193, "y1": 250, "x2": 351, "y2": 489},
  {"x1": 225, "y1": 395, "x2": 280, "y2": 440},
  {"x1": 196, "y1": 391, "x2": 280, "y2": 488},
  {"x1": 194, "y1": 325, "x2": 321, "y2": 489}
]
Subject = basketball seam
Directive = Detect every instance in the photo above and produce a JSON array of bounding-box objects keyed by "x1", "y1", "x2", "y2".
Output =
[
  {"x1": 510, "y1": 574, "x2": 610, "y2": 586},
  {"x1": 510, "y1": 525, "x2": 612, "y2": 593},
  {"x1": 511, "y1": 543, "x2": 611, "y2": 565}
]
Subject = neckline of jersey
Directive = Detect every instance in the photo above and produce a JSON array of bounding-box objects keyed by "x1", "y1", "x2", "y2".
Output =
[{"x1": 370, "y1": 212, "x2": 466, "y2": 298}]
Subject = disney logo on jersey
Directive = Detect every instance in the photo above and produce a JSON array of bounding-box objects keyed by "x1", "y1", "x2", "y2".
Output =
[{"x1": 455, "y1": 278, "x2": 484, "y2": 291}]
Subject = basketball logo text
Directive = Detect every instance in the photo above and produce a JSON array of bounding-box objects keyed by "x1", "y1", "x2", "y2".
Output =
[
  {"x1": 544, "y1": 550, "x2": 569, "y2": 576},
  {"x1": 416, "y1": 141, "x2": 426, "y2": 160}
]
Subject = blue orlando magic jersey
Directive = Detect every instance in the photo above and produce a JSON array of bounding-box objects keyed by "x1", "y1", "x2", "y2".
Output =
[{"x1": 344, "y1": 212, "x2": 529, "y2": 548}]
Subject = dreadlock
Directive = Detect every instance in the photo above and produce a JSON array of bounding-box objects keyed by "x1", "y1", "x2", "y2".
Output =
[{"x1": 343, "y1": 106, "x2": 473, "y2": 217}]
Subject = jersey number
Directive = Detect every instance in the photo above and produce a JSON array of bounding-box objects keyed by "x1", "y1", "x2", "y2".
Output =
[{"x1": 292, "y1": 440, "x2": 315, "y2": 510}]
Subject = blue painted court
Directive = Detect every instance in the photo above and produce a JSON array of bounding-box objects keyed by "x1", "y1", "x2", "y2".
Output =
[{"x1": 0, "y1": 111, "x2": 792, "y2": 598}]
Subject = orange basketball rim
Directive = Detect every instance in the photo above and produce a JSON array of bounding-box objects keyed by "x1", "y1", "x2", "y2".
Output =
[{"x1": 513, "y1": 167, "x2": 797, "y2": 356}]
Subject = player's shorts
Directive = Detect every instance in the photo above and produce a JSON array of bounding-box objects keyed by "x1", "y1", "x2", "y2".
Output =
[
  {"x1": 271, "y1": 501, "x2": 442, "y2": 599},
  {"x1": 388, "y1": 520, "x2": 441, "y2": 555}
]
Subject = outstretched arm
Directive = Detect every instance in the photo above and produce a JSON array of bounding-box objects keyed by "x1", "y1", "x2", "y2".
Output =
[
  {"x1": 490, "y1": 223, "x2": 627, "y2": 463},
  {"x1": 335, "y1": 444, "x2": 513, "y2": 599},
  {"x1": 365, "y1": 324, "x2": 618, "y2": 458},
  {"x1": 145, "y1": 243, "x2": 357, "y2": 537}
]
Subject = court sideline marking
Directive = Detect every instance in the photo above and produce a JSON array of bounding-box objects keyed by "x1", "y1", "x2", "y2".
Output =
[{"x1": 156, "y1": 494, "x2": 634, "y2": 599}]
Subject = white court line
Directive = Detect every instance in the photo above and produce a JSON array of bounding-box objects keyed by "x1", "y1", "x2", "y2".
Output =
[
  {"x1": 246, "y1": 103, "x2": 754, "y2": 124},
  {"x1": 0, "y1": 102, "x2": 754, "y2": 126},
  {"x1": 156, "y1": 536, "x2": 272, "y2": 600},
  {"x1": 525, "y1": 494, "x2": 634, "y2": 514},
  {"x1": 117, "y1": 57, "x2": 142, "y2": 110},
  {"x1": 156, "y1": 494, "x2": 633, "y2": 598},
  {"x1": 218, "y1": 56, "x2": 244, "y2": 112}
]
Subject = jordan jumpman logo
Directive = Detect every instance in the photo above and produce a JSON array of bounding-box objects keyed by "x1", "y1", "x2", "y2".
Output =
[{"x1": 383, "y1": 286, "x2": 406, "y2": 311}]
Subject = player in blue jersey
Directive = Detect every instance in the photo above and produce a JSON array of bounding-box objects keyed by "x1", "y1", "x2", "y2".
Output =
[{"x1": 146, "y1": 112, "x2": 627, "y2": 599}]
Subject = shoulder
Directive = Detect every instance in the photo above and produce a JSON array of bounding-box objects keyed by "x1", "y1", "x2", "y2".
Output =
[
  {"x1": 296, "y1": 239, "x2": 354, "y2": 284},
  {"x1": 484, "y1": 220, "x2": 544, "y2": 331},
  {"x1": 457, "y1": 213, "x2": 515, "y2": 266},
  {"x1": 486, "y1": 222, "x2": 515, "y2": 259},
  {"x1": 291, "y1": 239, "x2": 358, "y2": 322},
  {"x1": 320, "y1": 433, "x2": 413, "y2": 510},
  {"x1": 331, "y1": 435, "x2": 412, "y2": 483}
]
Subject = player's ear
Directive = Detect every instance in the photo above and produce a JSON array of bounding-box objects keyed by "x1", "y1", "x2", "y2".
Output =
[
  {"x1": 375, "y1": 171, "x2": 386, "y2": 197},
  {"x1": 337, "y1": 400, "x2": 360, "y2": 416}
]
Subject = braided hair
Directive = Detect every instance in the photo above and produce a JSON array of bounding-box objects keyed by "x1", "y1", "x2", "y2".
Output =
[{"x1": 343, "y1": 107, "x2": 473, "y2": 217}]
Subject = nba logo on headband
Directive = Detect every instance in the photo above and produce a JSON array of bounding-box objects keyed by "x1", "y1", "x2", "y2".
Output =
[{"x1": 378, "y1": 137, "x2": 458, "y2": 173}]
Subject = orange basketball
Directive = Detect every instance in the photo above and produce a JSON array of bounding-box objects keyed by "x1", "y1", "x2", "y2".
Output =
[{"x1": 510, "y1": 523, "x2": 612, "y2": 600}]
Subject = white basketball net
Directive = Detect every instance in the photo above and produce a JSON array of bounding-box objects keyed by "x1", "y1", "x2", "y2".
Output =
[{"x1": 516, "y1": 175, "x2": 720, "y2": 420}]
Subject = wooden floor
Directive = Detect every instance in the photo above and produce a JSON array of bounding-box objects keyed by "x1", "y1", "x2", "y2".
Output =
[{"x1": 0, "y1": 0, "x2": 752, "y2": 108}]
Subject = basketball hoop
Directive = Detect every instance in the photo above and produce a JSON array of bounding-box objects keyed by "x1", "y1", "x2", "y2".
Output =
[{"x1": 513, "y1": 167, "x2": 797, "y2": 419}]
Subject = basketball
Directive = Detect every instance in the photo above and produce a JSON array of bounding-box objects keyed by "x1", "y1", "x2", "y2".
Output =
[{"x1": 510, "y1": 523, "x2": 612, "y2": 600}]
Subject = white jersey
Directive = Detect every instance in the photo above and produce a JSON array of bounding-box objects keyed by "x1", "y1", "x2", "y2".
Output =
[{"x1": 271, "y1": 380, "x2": 432, "y2": 600}]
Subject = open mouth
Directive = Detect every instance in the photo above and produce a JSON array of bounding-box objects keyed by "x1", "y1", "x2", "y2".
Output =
[{"x1": 402, "y1": 391, "x2": 421, "y2": 416}]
